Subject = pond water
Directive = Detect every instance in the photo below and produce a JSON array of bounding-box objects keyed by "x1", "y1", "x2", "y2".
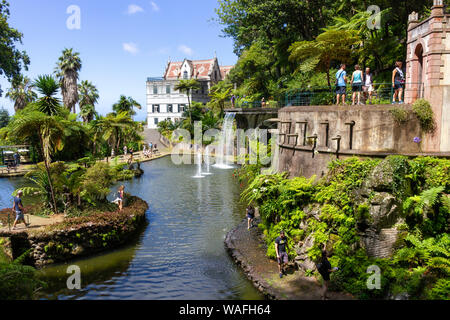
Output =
[{"x1": 0, "y1": 156, "x2": 263, "y2": 300}]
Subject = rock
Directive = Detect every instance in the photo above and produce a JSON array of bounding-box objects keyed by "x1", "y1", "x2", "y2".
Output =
[
  {"x1": 304, "y1": 204, "x2": 321, "y2": 220},
  {"x1": 368, "y1": 192, "x2": 401, "y2": 231},
  {"x1": 294, "y1": 234, "x2": 316, "y2": 272},
  {"x1": 389, "y1": 292, "x2": 410, "y2": 300},
  {"x1": 365, "y1": 159, "x2": 395, "y2": 192}
]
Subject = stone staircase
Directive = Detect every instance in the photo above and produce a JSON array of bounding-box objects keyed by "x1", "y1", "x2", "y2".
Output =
[{"x1": 142, "y1": 128, "x2": 170, "y2": 152}]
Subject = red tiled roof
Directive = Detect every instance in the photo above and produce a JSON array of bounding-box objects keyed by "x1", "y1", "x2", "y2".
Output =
[
  {"x1": 164, "y1": 58, "x2": 226, "y2": 80},
  {"x1": 220, "y1": 65, "x2": 234, "y2": 79}
]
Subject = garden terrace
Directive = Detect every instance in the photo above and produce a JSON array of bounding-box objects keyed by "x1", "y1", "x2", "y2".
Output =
[{"x1": 0, "y1": 196, "x2": 148, "y2": 267}]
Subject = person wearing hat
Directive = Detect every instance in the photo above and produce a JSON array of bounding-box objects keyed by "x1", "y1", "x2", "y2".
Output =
[{"x1": 12, "y1": 190, "x2": 29, "y2": 230}]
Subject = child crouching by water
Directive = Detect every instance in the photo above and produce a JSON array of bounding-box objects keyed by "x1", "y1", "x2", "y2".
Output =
[{"x1": 117, "y1": 185, "x2": 125, "y2": 212}]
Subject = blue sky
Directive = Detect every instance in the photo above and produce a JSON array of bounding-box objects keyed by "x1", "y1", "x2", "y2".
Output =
[{"x1": 0, "y1": 0, "x2": 237, "y2": 121}]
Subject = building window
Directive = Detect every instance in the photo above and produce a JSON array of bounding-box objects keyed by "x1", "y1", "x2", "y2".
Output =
[
  {"x1": 154, "y1": 118, "x2": 159, "y2": 125},
  {"x1": 152, "y1": 105, "x2": 160, "y2": 113},
  {"x1": 179, "y1": 104, "x2": 185, "y2": 113},
  {"x1": 166, "y1": 85, "x2": 171, "y2": 94},
  {"x1": 153, "y1": 86, "x2": 158, "y2": 95},
  {"x1": 183, "y1": 71, "x2": 188, "y2": 79},
  {"x1": 167, "y1": 104, "x2": 173, "y2": 113}
]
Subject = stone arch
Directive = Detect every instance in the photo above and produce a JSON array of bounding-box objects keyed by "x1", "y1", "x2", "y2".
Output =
[{"x1": 414, "y1": 43, "x2": 424, "y2": 87}]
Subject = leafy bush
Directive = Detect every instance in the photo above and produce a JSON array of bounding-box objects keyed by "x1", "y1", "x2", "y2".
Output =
[
  {"x1": 238, "y1": 156, "x2": 450, "y2": 299},
  {"x1": 80, "y1": 162, "x2": 114, "y2": 205},
  {"x1": 412, "y1": 99, "x2": 435, "y2": 133},
  {"x1": 0, "y1": 263, "x2": 46, "y2": 300},
  {"x1": 389, "y1": 107, "x2": 410, "y2": 124}
]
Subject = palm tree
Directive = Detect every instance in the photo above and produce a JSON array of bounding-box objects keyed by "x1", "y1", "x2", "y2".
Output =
[
  {"x1": 9, "y1": 111, "x2": 64, "y2": 213},
  {"x1": 55, "y1": 48, "x2": 82, "y2": 113},
  {"x1": 79, "y1": 104, "x2": 98, "y2": 123},
  {"x1": 5, "y1": 75, "x2": 37, "y2": 112},
  {"x1": 209, "y1": 82, "x2": 232, "y2": 117},
  {"x1": 112, "y1": 95, "x2": 141, "y2": 117},
  {"x1": 97, "y1": 112, "x2": 136, "y2": 153},
  {"x1": 33, "y1": 75, "x2": 62, "y2": 116},
  {"x1": 175, "y1": 79, "x2": 201, "y2": 124}
]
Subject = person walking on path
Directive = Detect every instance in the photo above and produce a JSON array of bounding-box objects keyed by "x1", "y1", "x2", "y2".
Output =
[
  {"x1": 392, "y1": 61, "x2": 405, "y2": 104},
  {"x1": 123, "y1": 145, "x2": 128, "y2": 156},
  {"x1": 317, "y1": 246, "x2": 338, "y2": 300},
  {"x1": 12, "y1": 190, "x2": 29, "y2": 230},
  {"x1": 363, "y1": 67, "x2": 374, "y2": 105},
  {"x1": 246, "y1": 205, "x2": 255, "y2": 230},
  {"x1": 335, "y1": 64, "x2": 347, "y2": 105},
  {"x1": 351, "y1": 65, "x2": 363, "y2": 105},
  {"x1": 149, "y1": 142, "x2": 153, "y2": 156},
  {"x1": 13, "y1": 152, "x2": 20, "y2": 166},
  {"x1": 275, "y1": 230, "x2": 289, "y2": 278},
  {"x1": 117, "y1": 185, "x2": 125, "y2": 212}
]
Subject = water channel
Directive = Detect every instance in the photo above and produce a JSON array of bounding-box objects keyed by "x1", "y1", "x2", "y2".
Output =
[{"x1": 0, "y1": 156, "x2": 263, "y2": 300}]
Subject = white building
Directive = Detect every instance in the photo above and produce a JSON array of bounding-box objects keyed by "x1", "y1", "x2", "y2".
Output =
[{"x1": 146, "y1": 57, "x2": 233, "y2": 129}]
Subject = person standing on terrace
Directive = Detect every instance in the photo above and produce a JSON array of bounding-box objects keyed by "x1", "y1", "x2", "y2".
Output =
[
  {"x1": 363, "y1": 67, "x2": 374, "y2": 105},
  {"x1": 392, "y1": 61, "x2": 405, "y2": 104},
  {"x1": 335, "y1": 64, "x2": 347, "y2": 105},
  {"x1": 351, "y1": 65, "x2": 363, "y2": 105}
]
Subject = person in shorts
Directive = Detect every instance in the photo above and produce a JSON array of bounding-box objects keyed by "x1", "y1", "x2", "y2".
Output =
[
  {"x1": 351, "y1": 65, "x2": 363, "y2": 105},
  {"x1": 275, "y1": 230, "x2": 289, "y2": 278},
  {"x1": 363, "y1": 68, "x2": 374, "y2": 104},
  {"x1": 12, "y1": 190, "x2": 29, "y2": 230},
  {"x1": 246, "y1": 205, "x2": 255, "y2": 230},
  {"x1": 392, "y1": 61, "x2": 405, "y2": 104},
  {"x1": 335, "y1": 64, "x2": 347, "y2": 105}
]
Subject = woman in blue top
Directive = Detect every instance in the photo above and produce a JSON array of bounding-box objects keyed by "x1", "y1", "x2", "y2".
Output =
[
  {"x1": 335, "y1": 64, "x2": 347, "y2": 105},
  {"x1": 351, "y1": 65, "x2": 363, "y2": 105}
]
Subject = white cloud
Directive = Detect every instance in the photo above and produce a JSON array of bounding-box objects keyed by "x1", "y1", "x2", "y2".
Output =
[
  {"x1": 127, "y1": 4, "x2": 144, "y2": 15},
  {"x1": 123, "y1": 42, "x2": 139, "y2": 55},
  {"x1": 150, "y1": 1, "x2": 160, "y2": 12},
  {"x1": 178, "y1": 45, "x2": 194, "y2": 56}
]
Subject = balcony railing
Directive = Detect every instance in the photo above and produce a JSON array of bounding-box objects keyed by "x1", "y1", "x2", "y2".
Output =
[{"x1": 283, "y1": 83, "x2": 424, "y2": 107}]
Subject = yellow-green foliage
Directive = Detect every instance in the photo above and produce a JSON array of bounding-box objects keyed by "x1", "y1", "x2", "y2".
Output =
[{"x1": 239, "y1": 156, "x2": 450, "y2": 299}]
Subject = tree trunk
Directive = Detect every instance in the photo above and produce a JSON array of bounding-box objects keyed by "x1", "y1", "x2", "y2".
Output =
[
  {"x1": 39, "y1": 134, "x2": 58, "y2": 214},
  {"x1": 188, "y1": 90, "x2": 192, "y2": 125}
]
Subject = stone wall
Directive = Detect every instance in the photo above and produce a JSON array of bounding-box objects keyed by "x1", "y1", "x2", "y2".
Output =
[
  {"x1": 6, "y1": 197, "x2": 148, "y2": 268},
  {"x1": 276, "y1": 105, "x2": 427, "y2": 178}
]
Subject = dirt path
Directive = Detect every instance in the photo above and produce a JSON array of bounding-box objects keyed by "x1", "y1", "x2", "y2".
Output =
[
  {"x1": 225, "y1": 218, "x2": 354, "y2": 300},
  {"x1": 0, "y1": 213, "x2": 64, "y2": 236}
]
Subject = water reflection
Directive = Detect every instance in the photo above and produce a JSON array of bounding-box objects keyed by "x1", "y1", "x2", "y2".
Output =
[{"x1": 0, "y1": 156, "x2": 263, "y2": 300}]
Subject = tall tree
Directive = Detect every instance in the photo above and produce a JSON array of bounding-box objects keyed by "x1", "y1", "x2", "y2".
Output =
[
  {"x1": 289, "y1": 30, "x2": 360, "y2": 88},
  {"x1": 78, "y1": 80, "x2": 99, "y2": 123},
  {"x1": 112, "y1": 95, "x2": 141, "y2": 117},
  {"x1": 5, "y1": 75, "x2": 37, "y2": 112},
  {"x1": 0, "y1": 1, "x2": 30, "y2": 83},
  {"x1": 175, "y1": 79, "x2": 201, "y2": 125},
  {"x1": 8, "y1": 111, "x2": 64, "y2": 213},
  {"x1": 33, "y1": 75, "x2": 62, "y2": 116},
  {"x1": 0, "y1": 108, "x2": 9, "y2": 128},
  {"x1": 209, "y1": 81, "x2": 232, "y2": 117},
  {"x1": 97, "y1": 111, "x2": 136, "y2": 153},
  {"x1": 55, "y1": 48, "x2": 82, "y2": 113}
]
